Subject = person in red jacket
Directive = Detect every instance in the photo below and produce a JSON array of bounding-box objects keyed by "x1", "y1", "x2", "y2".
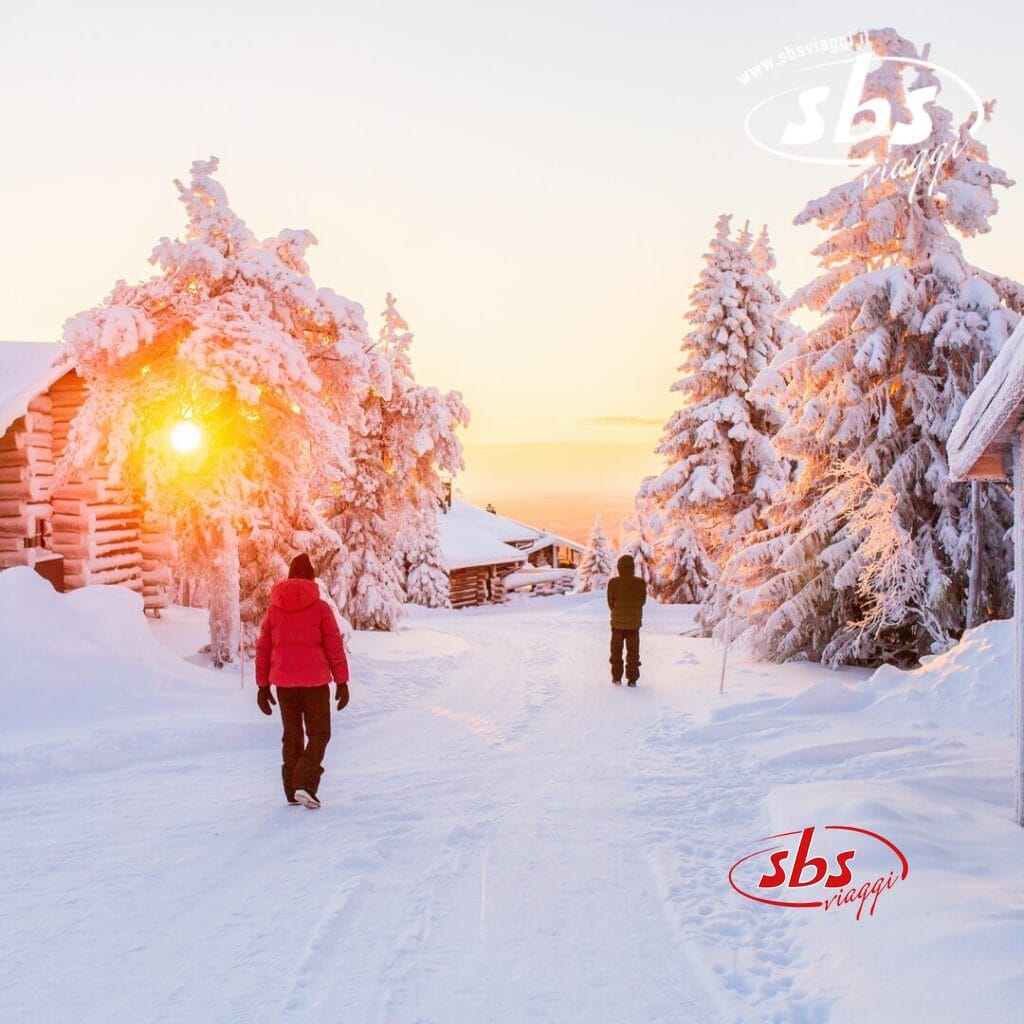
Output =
[{"x1": 255, "y1": 553, "x2": 349, "y2": 809}]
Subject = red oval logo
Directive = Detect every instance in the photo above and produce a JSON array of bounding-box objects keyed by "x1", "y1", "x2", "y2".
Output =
[{"x1": 729, "y1": 825, "x2": 908, "y2": 920}]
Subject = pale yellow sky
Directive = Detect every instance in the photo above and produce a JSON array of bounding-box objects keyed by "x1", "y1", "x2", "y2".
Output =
[{"x1": 3, "y1": 1, "x2": 1024, "y2": 502}]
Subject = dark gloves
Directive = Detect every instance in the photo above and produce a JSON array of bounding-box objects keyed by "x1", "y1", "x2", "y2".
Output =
[
  {"x1": 335, "y1": 682, "x2": 349, "y2": 711},
  {"x1": 257, "y1": 686, "x2": 276, "y2": 716}
]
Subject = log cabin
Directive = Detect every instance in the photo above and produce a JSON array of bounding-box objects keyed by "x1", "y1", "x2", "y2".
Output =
[
  {"x1": 437, "y1": 498, "x2": 583, "y2": 608},
  {"x1": 0, "y1": 341, "x2": 173, "y2": 613}
]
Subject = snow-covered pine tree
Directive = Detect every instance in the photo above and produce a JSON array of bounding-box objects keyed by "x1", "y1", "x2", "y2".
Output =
[
  {"x1": 59, "y1": 158, "x2": 384, "y2": 664},
  {"x1": 576, "y1": 517, "x2": 615, "y2": 593},
  {"x1": 718, "y1": 29, "x2": 1019, "y2": 666},
  {"x1": 399, "y1": 510, "x2": 451, "y2": 608},
  {"x1": 619, "y1": 494, "x2": 660, "y2": 584},
  {"x1": 654, "y1": 522, "x2": 715, "y2": 605},
  {"x1": 699, "y1": 225, "x2": 797, "y2": 634},
  {"x1": 325, "y1": 394, "x2": 409, "y2": 631},
  {"x1": 643, "y1": 215, "x2": 791, "y2": 612},
  {"x1": 326, "y1": 294, "x2": 467, "y2": 626}
]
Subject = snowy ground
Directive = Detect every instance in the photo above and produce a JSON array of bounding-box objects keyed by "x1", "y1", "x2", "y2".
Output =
[{"x1": 2, "y1": 567, "x2": 1023, "y2": 1024}]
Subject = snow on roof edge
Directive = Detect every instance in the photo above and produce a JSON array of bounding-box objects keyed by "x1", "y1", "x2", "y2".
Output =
[
  {"x1": 949, "y1": 319, "x2": 1024, "y2": 481},
  {"x1": 0, "y1": 341, "x2": 67, "y2": 437}
]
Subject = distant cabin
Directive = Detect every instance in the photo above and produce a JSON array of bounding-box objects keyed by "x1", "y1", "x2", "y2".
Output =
[
  {"x1": 437, "y1": 498, "x2": 583, "y2": 608},
  {"x1": 0, "y1": 341, "x2": 173, "y2": 612}
]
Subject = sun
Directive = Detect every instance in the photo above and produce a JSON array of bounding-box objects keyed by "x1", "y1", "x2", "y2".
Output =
[{"x1": 170, "y1": 420, "x2": 203, "y2": 454}]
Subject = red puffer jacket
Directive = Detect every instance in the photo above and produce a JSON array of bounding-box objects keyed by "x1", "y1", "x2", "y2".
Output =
[{"x1": 255, "y1": 579, "x2": 349, "y2": 688}]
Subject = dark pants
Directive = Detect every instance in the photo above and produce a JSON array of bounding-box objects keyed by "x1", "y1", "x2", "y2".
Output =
[
  {"x1": 610, "y1": 628, "x2": 641, "y2": 683},
  {"x1": 277, "y1": 685, "x2": 332, "y2": 798}
]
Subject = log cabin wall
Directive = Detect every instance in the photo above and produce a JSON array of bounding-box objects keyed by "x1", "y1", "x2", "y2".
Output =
[
  {"x1": 0, "y1": 394, "x2": 55, "y2": 568},
  {"x1": 449, "y1": 566, "x2": 487, "y2": 608},
  {"x1": 448, "y1": 563, "x2": 517, "y2": 609},
  {"x1": 140, "y1": 518, "x2": 174, "y2": 614},
  {"x1": 47, "y1": 372, "x2": 145, "y2": 596},
  {"x1": 0, "y1": 369, "x2": 174, "y2": 613}
]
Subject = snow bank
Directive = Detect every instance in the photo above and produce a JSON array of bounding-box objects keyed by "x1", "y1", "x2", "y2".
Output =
[
  {"x1": 0, "y1": 568, "x2": 212, "y2": 700},
  {"x1": 0, "y1": 568, "x2": 241, "y2": 780},
  {"x1": 760, "y1": 619, "x2": 1024, "y2": 1024},
  {"x1": 866, "y1": 618, "x2": 1012, "y2": 721}
]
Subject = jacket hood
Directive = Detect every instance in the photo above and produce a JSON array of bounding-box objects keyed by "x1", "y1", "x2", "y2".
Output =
[
  {"x1": 270, "y1": 578, "x2": 321, "y2": 612},
  {"x1": 617, "y1": 554, "x2": 635, "y2": 576}
]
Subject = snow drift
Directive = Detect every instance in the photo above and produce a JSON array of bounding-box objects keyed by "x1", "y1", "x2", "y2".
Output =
[{"x1": 0, "y1": 568, "x2": 246, "y2": 782}]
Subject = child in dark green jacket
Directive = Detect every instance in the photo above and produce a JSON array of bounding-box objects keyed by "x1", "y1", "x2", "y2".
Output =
[{"x1": 607, "y1": 554, "x2": 647, "y2": 686}]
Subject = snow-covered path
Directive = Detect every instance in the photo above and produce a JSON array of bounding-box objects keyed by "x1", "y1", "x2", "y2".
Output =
[
  {"x1": 3, "y1": 603, "x2": 722, "y2": 1022},
  {"x1": 3, "y1": 580, "x2": 1024, "y2": 1023}
]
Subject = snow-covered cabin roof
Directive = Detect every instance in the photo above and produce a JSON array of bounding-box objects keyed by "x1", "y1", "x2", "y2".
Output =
[
  {"x1": 0, "y1": 341, "x2": 66, "y2": 435},
  {"x1": 438, "y1": 501, "x2": 531, "y2": 570},
  {"x1": 437, "y1": 500, "x2": 585, "y2": 571},
  {"x1": 949, "y1": 320, "x2": 1024, "y2": 482}
]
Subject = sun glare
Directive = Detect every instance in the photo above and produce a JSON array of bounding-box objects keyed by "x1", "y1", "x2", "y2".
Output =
[{"x1": 170, "y1": 420, "x2": 203, "y2": 454}]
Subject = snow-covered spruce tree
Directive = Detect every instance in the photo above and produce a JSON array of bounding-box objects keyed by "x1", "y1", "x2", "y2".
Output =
[
  {"x1": 718, "y1": 29, "x2": 1019, "y2": 666},
  {"x1": 619, "y1": 494, "x2": 660, "y2": 585},
  {"x1": 59, "y1": 158, "x2": 384, "y2": 665},
  {"x1": 699, "y1": 225, "x2": 797, "y2": 633},
  {"x1": 380, "y1": 296, "x2": 467, "y2": 610},
  {"x1": 398, "y1": 510, "x2": 451, "y2": 608},
  {"x1": 325, "y1": 294, "x2": 468, "y2": 627},
  {"x1": 325, "y1": 394, "x2": 408, "y2": 631},
  {"x1": 654, "y1": 522, "x2": 715, "y2": 604},
  {"x1": 576, "y1": 517, "x2": 615, "y2": 593},
  {"x1": 643, "y1": 215, "x2": 791, "y2": 612}
]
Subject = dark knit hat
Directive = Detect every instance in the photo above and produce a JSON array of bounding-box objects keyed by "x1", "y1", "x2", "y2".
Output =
[{"x1": 288, "y1": 553, "x2": 316, "y2": 580}]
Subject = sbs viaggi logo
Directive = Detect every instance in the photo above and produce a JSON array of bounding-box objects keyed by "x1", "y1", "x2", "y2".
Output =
[
  {"x1": 729, "y1": 825, "x2": 909, "y2": 922},
  {"x1": 740, "y1": 31, "x2": 985, "y2": 202}
]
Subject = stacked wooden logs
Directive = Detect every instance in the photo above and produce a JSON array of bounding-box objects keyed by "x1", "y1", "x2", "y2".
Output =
[
  {"x1": 448, "y1": 566, "x2": 485, "y2": 608},
  {"x1": 140, "y1": 516, "x2": 175, "y2": 615},
  {"x1": 47, "y1": 372, "x2": 144, "y2": 594},
  {"x1": 448, "y1": 564, "x2": 514, "y2": 609},
  {"x1": 0, "y1": 393, "x2": 56, "y2": 568}
]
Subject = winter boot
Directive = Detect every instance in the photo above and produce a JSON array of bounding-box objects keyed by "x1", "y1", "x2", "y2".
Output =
[
  {"x1": 627, "y1": 679, "x2": 637, "y2": 687},
  {"x1": 612, "y1": 677, "x2": 622, "y2": 685},
  {"x1": 294, "y1": 789, "x2": 321, "y2": 809}
]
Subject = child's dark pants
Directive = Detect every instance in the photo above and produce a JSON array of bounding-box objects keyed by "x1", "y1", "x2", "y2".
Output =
[
  {"x1": 278, "y1": 684, "x2": 331, "y2": 799},
  {"x1": 610, "y1": 628, "x2": 641, "y2": 683}
]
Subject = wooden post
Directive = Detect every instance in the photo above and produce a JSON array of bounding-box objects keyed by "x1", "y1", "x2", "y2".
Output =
[
  {"x1": 966, "y1": 480, "x2": 984, "y2": 630},
  {"x1": 1014, "y1": 431, "x2": 1024, "y2": 827},
  {"x1": 966, "y1": 362, "x2": 985, "y2": 631}
]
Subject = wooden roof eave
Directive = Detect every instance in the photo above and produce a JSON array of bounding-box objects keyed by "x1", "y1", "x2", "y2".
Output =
[
  {"x1": 949, "y1": 322, "x2": 1024, "y2": 483},
  {"x1": 950, "y1": 398, "x2": 1024, "y2": 483}
]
